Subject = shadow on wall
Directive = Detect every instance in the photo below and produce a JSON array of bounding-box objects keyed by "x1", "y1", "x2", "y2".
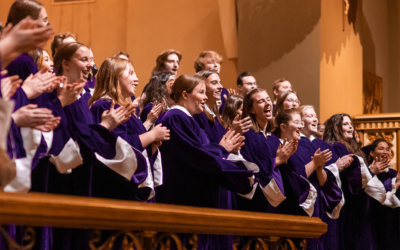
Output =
[{"x1": 236, "y1": 0, "x2": 320, "y2": 72}]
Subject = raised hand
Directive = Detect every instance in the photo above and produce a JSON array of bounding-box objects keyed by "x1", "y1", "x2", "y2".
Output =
[
  {"x1": 223, "y1": 88, "x2": 237, "y2": 102},
  {"x1": 1, "y1": 17, "x2": 54, "y2": 67},
  {"x1": 21, "y1": 68, "x2": 61, "y2": 99},
  {"x1": 369, "y1": 156, "x2": 390, "y2": 175},
  {"x1": 57, "y1": 78, "x2": 85, "y2": 107},
  {"x1": 146, "y1": 100, "x2": 165, "y2": 124},
  {"x1": 1, "y1": 70, "x2": 22, "y2": 100},
  {"x1": 219, "y1": 130, "x2": 245, "y2": 154},
  {"x1": 230, "y1": 115, "x2": 252, "y2": 135},
  {"x1": 276, "y1": 138, "x2": 297, "y2": 165},
  {"x1": 335, "y1": 154, "x2": 354, "y2": 172},
  {"x1": 100, "y1": 101, "x2": 130, "y2": 131},
  {"x1": 312, "y1": 148, "x2": 332, "y2": 168},
  {"x1": 151, "y1": 123, "x2": 170, "y2": 141},
  {"x1": 11, "y1": 104, "x2": 61, "y2": 131}
]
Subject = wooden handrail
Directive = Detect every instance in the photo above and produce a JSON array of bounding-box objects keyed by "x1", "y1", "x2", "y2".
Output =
[{"x1": 0, "y1": 192, "x2": 326, "y2": 239}]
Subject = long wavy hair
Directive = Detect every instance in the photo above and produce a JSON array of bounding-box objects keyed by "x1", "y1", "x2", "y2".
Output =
[
  {"x1": 323, "y1": 113, "x2": 366, "y2": 160},
  {"x1": 242, "y1": 88, "x2": 274, "y2": 134},
  {"x1": 142, "y1": 72, "x2": 173, "y2": 108},
  {"x1": 89, "y1": 57, "x2": 132, "y2": 108}
]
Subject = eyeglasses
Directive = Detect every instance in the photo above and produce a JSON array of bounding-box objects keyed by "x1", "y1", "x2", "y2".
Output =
[
  {"x1": 291, "y1": 121, "x2": 304, "y2": 127},
  {"x1": 286, "y1": 98, "x2": 300, "y2": 104},
  {"x1": 245, "y1": 82, "x2": 258, "y2": 87}
]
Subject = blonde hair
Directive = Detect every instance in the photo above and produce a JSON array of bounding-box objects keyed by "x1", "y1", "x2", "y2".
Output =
[
  {"x1": 297, "y1": 105, "x2": 314, "y2": 118},
  {"x1": 89, "y1": 57, "x2": 132, "y2": 108}
]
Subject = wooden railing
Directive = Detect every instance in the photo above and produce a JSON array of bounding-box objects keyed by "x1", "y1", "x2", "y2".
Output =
[{"x1": 0, "y1": 192, "x2": 327, "y2": 250}]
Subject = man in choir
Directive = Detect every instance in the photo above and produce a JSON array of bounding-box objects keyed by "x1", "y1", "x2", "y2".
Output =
[
  {"x1": 236, "y1": 71, "x2": 258, "y2": 97},
  {"x1": 151, "y1": 49, "x2": 181, "y2": 76},
  {"x1": 272, "y1": 78, "x2": 292, "y2": 106}
]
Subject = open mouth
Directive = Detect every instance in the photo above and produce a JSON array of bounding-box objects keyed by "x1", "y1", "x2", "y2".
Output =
[{"x1": 263, "y1": 106, "x2": 272, "y2": 117}]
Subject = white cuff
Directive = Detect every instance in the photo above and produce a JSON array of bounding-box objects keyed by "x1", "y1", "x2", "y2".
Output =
[
  {"x1": 326, "y1": 197, "x2": 345, "y2": 219},
  {"x1": 95, "y1": 137, "x2": 138, "y2": 180},
  {"x1": 138, "y1": 149, "x2": 155, "y2": 200},
  {"x1": 42, "y1": 131, "x2": 54, "y2": 155},
  {"x1": 5, "y1": 128, "x2": 42, "y2": 193},
  {"x1": 153, "y1": 149, "x2": 163, "y2": 188},
  {"x1": 0, "y1": 99, "x2": 14, "y2": 150},
  {"x1": 383, "y1": 177, "x2": 400, "y2": 208},
  {"x1": 50, "y1": 138, "x2": 83, "y2": 174},
  {"x1": 237, "y1": 181, "x2": 258, "y2": 200},
  {"x1": 300, "y1": 178, "x2": 317, "y2": 217},
  {"x1": 325, "y1": 163, "x2": 342, "y2": 189},
  {"x1": 226, "y1": 151, "x2": 259, "y2": 173},
  {"x1": 364, "y1": 175, "x2": 387, "y2": 204},
  {"x1": 260, "y1": 178, "x2": 286, "y2": 207},
  {"x1": 4, "y1": 157, "x2": 31, "y2": 193},
  {"x1": 357, "y1": 155, "x2": 372, "y2": 188}
]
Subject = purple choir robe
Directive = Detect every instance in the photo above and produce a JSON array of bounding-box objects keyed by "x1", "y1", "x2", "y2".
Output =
[
  {"x1": 90, "y1": 98, "x2": 158, "y2": 201},
  {"x1": 361, "y1": 145, "x2": 400, "y2": 250},
  {"x1": 157, "y1": 105, "x2": 258, "y2": 250},
  {"x1": 326, "y1": 142, "x2": 383, "y2": 250}
]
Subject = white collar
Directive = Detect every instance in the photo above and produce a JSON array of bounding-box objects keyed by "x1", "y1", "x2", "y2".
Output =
[
  {"x1": 300, "y1": 133, "x2": 316, "y2": 142},
  {"x1": 204, "y1": 104, "x2": 216, "y2": 118},
  {"x1": 279, "y1": 139, "x2": 289, "y2": 145},
  {"x1": 170, "y1": 105, "x2": 192, "y2": 117}
]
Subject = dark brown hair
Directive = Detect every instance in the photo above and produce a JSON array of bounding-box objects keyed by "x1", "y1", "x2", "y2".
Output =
[
  {"x1": 194, "y1": 51, "x2": 223, "y2": 73},
  {"x1": 170, "y1": 74, "x2": 203, "y2": 103},
  {"x1": 272, "y1": 109, "x2": 300, "y2": 138},
  {"x1": 367, "y1": 139, "x2": 391, "y2": 165},
  {"x1": 152, "y1": 49, "x2": 182, "y2": 76},
  {"x1": 242, "y1": 88, "x2": 274, "y2": 134},
  {"x1": 53, "y1": 42, "x2": 87, "y2": 76},
  {"x1": 51, "y1": 32, "x2": 77, "y2": 57},
  {"x1": 323, "y1": 113, "x2": 366, "y2": 160},
  {"x1": 6, "y1": 0, "x2": 43, "y2": 26},
  {"x1": 273, "y1": 90, "x2": 299, "y2": 117},
  {"x1": 222, "y1": 95, "x2": 243, "y2": 129},
  {"x1": 142, "y1": 72, "x2": 173, "y2": 108},
  {"x1": 111, "y1": 51, "x2": 130, "y2": 59}
]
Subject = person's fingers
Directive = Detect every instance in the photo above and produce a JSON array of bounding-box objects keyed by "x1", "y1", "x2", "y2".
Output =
[
  {"x1": 283, "y1": 138, "x2": 288, "y2": 146},
  {"x1": 322, "y1": 149, "x2": 330, "y2": 153},
  {"x1": 0, "y1": 70, "x2": 8, "y2": 76},
  {"x1": 315, "y1": 148, "x2": 321, "y2": 154}
]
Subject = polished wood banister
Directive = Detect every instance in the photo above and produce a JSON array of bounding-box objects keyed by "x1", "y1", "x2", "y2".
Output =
[{"x1": 0, "y1": 192, "x2": 326, "y2": 239}]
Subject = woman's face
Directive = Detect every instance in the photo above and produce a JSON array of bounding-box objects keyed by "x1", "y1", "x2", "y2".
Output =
[
  {"x1": 204, "y1": 58, "x2": 221, "y2": 73},
  {"x1": 282, "y1": 113, "x2": 303, "y2": 140},
  {"x1": 64, "y1": 46, "x2": 92, "y2": 83},
  {"x1": 205, "y1": 73, "x2": 222, "y2": 103},
  {"x1": 36, "y1": 7, "x2": 48, "y2": 28},
  {"x1": 119, "y1": 63, "x2": 139, "y2": 98},
  {"x1": 341, "y1": 116, "x2": 354, "y2": 140},
  {"x1": 301, "y1": 107, "x2": 318, "y2": 136},
  {"x1": 237, "y1": 104, "x2": 243, "y2": 119},
  {"x1": 250, "y1": 91, "x2": 273, "y2": 125},
  {"x1": 185, "y1": 82, "x2": 208, "y2": 115},
  {"x1": 42, "y1": 50, "x2": 53, "y2": 73},
  {"x1": 370, "y1": 142, "x2": 391, "y2": 162},
  {"x1": 283, "y1": 93, "x2": 300, "y2": 109},
  {"x1": 163, "y1": 54, "x2": 180, "y2": 75}
]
